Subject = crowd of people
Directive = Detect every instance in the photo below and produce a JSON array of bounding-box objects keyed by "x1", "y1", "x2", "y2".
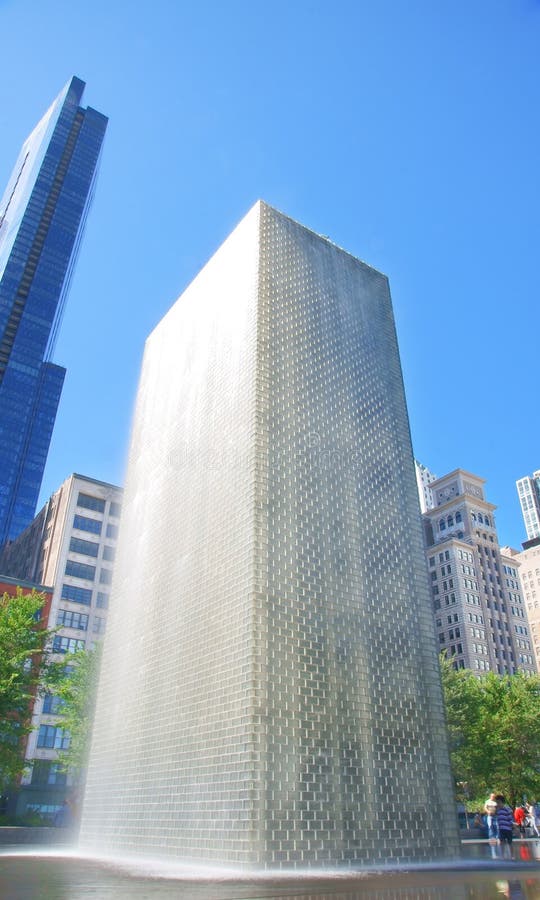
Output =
[{"x1": 479, "y1": 794, "x2": 540, "y2": 859}]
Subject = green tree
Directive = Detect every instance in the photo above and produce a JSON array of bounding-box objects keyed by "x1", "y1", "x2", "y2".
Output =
[
  {"x1": 0, "y1": 589, "x2": 56, "y2": 787},
  {"x1": 52, "y1": 643, "x2": 102, "y2": 781},
  {"x1": 440, "y1": 655, "x2": 540, "y2": 807}
]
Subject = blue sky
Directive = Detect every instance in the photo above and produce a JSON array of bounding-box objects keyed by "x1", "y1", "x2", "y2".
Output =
[{"x1": 0, "y1": 0, "x2": 538, "y2": 548}]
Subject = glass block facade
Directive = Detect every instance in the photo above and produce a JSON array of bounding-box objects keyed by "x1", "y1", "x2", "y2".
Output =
[
  {"x1": 80, "y1": 202, "x2": 459, "y2": 867},
  {"x1": 0, "y1": 77, "x2": 107, "y2": 543}
]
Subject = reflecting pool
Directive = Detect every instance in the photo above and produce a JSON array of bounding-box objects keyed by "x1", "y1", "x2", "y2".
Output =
[{"x1": 1, "y1": 851, "x2": 539, "y2": 900}]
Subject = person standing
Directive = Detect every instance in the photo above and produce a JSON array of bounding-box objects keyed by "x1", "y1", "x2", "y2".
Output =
[
  {"x1": 484, "y1": 794, "x2": 499, "y2": 859},
  {"x1": 514, "y1": 804, "x2": 527, "y2": 837},
  {"x1": 526, "y1": 802, "x2": 540, "y2": 838},
  {"x1": 495, "y1": 794, "x2": 515, "y2": 859}
]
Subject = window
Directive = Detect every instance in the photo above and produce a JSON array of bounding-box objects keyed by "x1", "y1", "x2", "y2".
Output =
[
  {"x1": 37, "y1": 725, "x2": 70, "y2": 749},
  {"x1": 102, "y1": 545, "x2": 116, "y2": 562},
  {"x1": 65, "y1": 560, "x2": 95, "y2": 581},
  {"x1": 96, "y1": 592, "x2": 109, "y2": 609},
  {"x1": 99, "y1": 568, "x2": 112, "y2": 585},
  {"x1": 106, "y1": 523, "x2": 119, "y2": 539},
  {"x1": 439, "y1": 519, "x2": 446, "y2": 531},
  {"x1": 455, "y1": 511, "x2": 462, "y2": 523},
  {"x1": 56, "y1": 609, "x2": 88, "y2": 630},
  {"x1": 93, "y1": 617, "x2": 106, "y2": 635},
  {"x1": 42, "y1": 694, "x2": 63, "y2": 714},
  {"x1": 61, "y1": 584, "x2": 91, "y2": 606},
  {"x1": 77, "y1": 493, "x2": 105, "y2": 513},
  {"x1": 109, "y1": 502, "x2": 122, "y2": 518},
  {"x1": 52, "y1": 636, "x2": 85, "y2": 654},
  {"x1": 73, "y1": 514, "x2": 102, "y2": 535},
  {"x1": 31, "y1": 762, "x2": 67, "y2": 786},
  {"x1": 69, "y1": 537, "x2": 99, "y2": 557}
]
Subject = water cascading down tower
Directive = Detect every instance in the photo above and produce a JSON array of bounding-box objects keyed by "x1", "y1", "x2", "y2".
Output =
[{"x1": 80, "y1": 201, "x2": 460, "y2": 867}]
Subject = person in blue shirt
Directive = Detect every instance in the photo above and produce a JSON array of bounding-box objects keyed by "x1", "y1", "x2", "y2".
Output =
[{"x1": 495, "y1": 794, "x2": 514, "y2": 859}]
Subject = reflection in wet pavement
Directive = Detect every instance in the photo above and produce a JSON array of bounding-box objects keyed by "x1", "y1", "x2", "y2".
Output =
[{"x1": 0, "y1": 851, "x2": 539, "y2": 900}]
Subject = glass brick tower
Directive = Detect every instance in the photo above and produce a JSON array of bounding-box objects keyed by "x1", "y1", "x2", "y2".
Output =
[
  {"x1": 0, "y1": 77, "x2": 107, "y2": 544},
  {"x1": 81, "y1": 202, "x2": 459, "y2": 867}
]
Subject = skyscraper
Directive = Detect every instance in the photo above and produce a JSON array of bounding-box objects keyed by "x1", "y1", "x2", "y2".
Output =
[
  {"x1": 516, "y1": 470, "x2": 540, "y2": 542},
  {"x1": 415, "y1": 459, "x2": 437, "y2": 513},
  {"x1": 81, "y1": 202, "x2": 459, "y2": 866},
  {"x1": 422, "y1": 469, "x2": 536, "y2": 675},
  {"x1": 0, "y1": 77, "x2": 107, "y2": 544}
]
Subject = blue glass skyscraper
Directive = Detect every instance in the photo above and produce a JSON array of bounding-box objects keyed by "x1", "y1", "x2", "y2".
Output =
[{"x1": 0, "y1": 77, "x2": 107, "y2": 544}]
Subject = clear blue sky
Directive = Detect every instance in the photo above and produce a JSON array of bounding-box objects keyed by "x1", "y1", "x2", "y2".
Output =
[{"x1": 0, "y1": 0, "x2": 538, "y2": 549}]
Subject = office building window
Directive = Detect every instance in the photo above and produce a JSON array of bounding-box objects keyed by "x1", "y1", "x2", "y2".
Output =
[
  {"x1": 109, "y1": 502, "x2": 122, "y2": 518},
  {"x1": 73, "y1": 514, "x2": 102, "y2": 535},
  {"x1": 65, "y1": 560, "x2": 96, "y2": 581},
  {"x1": 56, "y1": 609, "x2": 88, "y2": 630},
  {"x1": 52, "y1": 636, "x2": 85, "y2": 654},
  {"x1": 37, "y1": 725, "x2": 70, "y2": 749},
  {"x1": 96, "y1": 592, "x2": 109, "y2": 609},
  {"x1": 77, "y1": 493, "x2": 105, "y2": 513},
  {"x1": 61, "y1": 584, "x2": 92, "y2": 606},
  {"x1": 42, "y1": 694, "x2": 63, "y2": 714},
  {"x1": 99, "y1": 568, "x2": 112, "y2": 585},
  {"x1": 69, "y1": 537, "x2": 99, "y2": 557},
  {"x1": 31, "y1": 762, "x2": 67, "y2": 786},
  {"x1": 93, "y1": 617, "x2": 106, "y2": 635},
  {"x1": 102, "y1": 545, "x2": 116, "y2": 562}
]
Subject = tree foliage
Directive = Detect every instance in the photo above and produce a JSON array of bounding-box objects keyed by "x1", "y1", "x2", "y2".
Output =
[
  {"x1": 0, "y1": 589, "x2": 56, "y2": 787},
  {"x1": 51, "y1": 643, "x2": 102, "y2": 779},
  {"x1": 440, "y1": 654, "x2": 540, "y2": 807}
]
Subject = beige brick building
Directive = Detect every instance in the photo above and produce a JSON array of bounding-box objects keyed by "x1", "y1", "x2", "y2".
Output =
[
  {"x1": 0, "y1": 473, "x2": 122, "y2": 819},
  {"x1": 421, "y1": 469, "x2": 536, "y2": 675}
]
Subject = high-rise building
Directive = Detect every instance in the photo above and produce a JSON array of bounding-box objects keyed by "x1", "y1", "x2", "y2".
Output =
[
  {"x1": 80, "y1": 201, "x2": 459, "y2": 866},
  {"x1": 415, "y1": 460, "x2": 437, "y2": 513},
  {"x1": 516, "y1": 471, "x2": 540, "y2": 542},
  {"x1": 422, "y1": 469, "x2": 536, "y2": 675},
  {"x1": 0, "y1": 473, "x2": 122, "y2": 820},
  {"x1": 0, "y1": 78, "x2": 107, "y2": 544},
  {"x1": 502, "y1": 540, "x2": 540, "y2": 672}
]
